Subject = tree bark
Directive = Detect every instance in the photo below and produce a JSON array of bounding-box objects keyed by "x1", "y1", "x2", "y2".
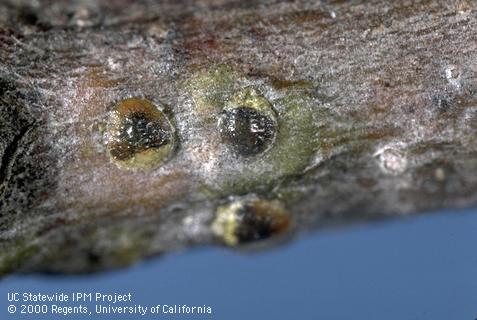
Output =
[{"x1": 0, "y1": 0, "x2": 476, "y2": 274}]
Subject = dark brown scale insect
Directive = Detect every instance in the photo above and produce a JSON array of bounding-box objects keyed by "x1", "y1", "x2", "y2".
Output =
[
  {"x1": 113, "y1": 112, "x2": 170, "y2": 160},
  {"x1": 219, "y1": 106, "x2": 276, "y2": 156},
  {"x1": 212, "y1": 198, "x2": 290, "y2": 246},
  {"x1": 235, "y1": 200, "x2": 290, "y2": 243},
  {"x1": 106, "y1": 98, "x2": 175, "y2": 169}
]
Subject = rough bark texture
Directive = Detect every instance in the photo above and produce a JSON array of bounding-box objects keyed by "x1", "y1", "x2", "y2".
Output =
[{"x1": 0, "y1": 0, "x2": 476, "y2": 275}]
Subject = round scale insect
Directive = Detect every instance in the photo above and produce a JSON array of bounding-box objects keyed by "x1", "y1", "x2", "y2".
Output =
[
  {"x1": 218, "y1": 88, "x2": 278, "y2": 156},
  {"x1": 106, "y1": 98, "x2": 176, "y2": 169},
  {"x1": 211, "y1": 197, "x2": 291, "y2": 246}
]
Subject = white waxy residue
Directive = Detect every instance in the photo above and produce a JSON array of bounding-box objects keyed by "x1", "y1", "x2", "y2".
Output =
[
  {"x1": 445, "y1": 65, "x2": 461, "y2": 90},
  {"x1": 373, "y1": 144, "x2": 408, "y2": 175}
]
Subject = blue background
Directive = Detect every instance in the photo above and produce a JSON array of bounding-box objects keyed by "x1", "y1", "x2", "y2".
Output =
[{"x1": 1, "y1": 207, "x2": 476, "y2": 320}]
